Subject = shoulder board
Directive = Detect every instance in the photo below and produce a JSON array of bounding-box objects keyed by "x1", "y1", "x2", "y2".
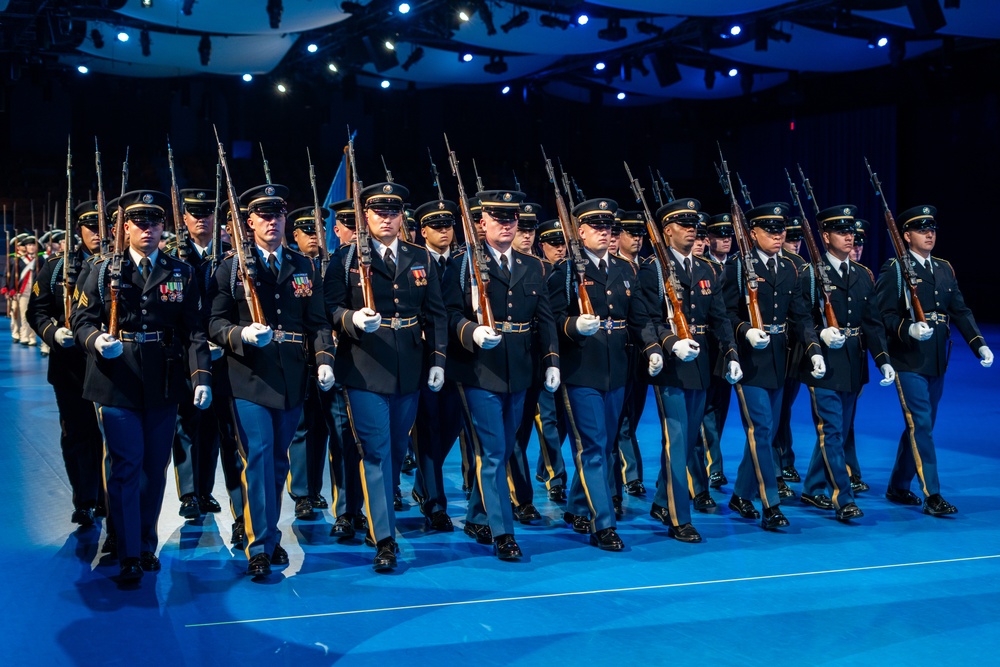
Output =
[
  {"x1": 785, "y1": 250, "x2": 805, "y2": 263},
  {"x1": 400, "y1": 239, "x2": 424, "y2": 252},
  {"x1": 853, "y1": 260, "x2": 875, "y2": 282},
  {"x1": 223, "y1": 249, "x2": 238, "y2": 259},
  {"x1": 512, "y1": 248, "x2": 542, "y2": 266},
  {"x1": 695, "y1": 255, "x2": 718, "y2": 267}
]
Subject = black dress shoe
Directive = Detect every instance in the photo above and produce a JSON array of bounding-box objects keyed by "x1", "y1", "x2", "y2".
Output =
[
  {"x1": 179, "y1": 494, "x2": 201, "y2": 519},
  {"x1": 401, "y1": 453, "x2": 417, "y2": 474},
  {"x1": 761, "y1": 506, "x2": 790, "y2": 530},
  {"x1": 231, "y1": 520, "x2": 246, "y2": 549},
  {"x1": 728, "y1": 495, "x2": 760, "y2": 519},
  {"x1": 777, "y1": 478, "x2": 797, "y2": 500},
  {"x1": 246, "y1": 553, "x2": 271, "y2": 578},
  {"x1": 513, "y1": 503, "x2": 541, "y2": 524},
  {"x1": 331, "y1": 514, "x2": 356, "y2": 539},
  {"x1": 354, "y1": 514, "x2": 369, "y2": 532},
  {"x1": 373, "y1": 538, "x2": 399, "y2": 572},
  {"x1": 624, "y1": 480, "x2": 646, "y2": 496},
  {"x1": 463, "y1": 522, "x2": 493, "y2": 545},
  {"x1": 781, "y1": 466, "x2": 801, "y2": 483},
  {"x1": 102, "y1": 532, "x2": 118, "y2": 558},
  {"x1": 801, "y1": 493, "x2": 835, "y2": 510},
  {"x1": 563, "y1": 512, "x2": 591, "y2": 534},
  {"x1": 71, "y1": 507, "x2": 96, "y2": 527},
  {"x1": 393, "y1": 489, "x2": 405, "y2": 512},
  {"x1": 493, "y1": 534, "x2": 523, "y2": 561},
  {"x1": 668, "y1": 523, "x2": 703, "y2": 543},
  {"x1": 139, "y1": 551, "x2": 161, "y2": 571},
  {"x1": 119, "y1": 558, "x2": 143, "y2": 583},
  {"x1": 411, "y1": 488, "x2": 427, "y2": 511},
  {"x1": 709, "y1": 472, "x2": 728, "y2": 488},
  {"x1": 885, "y1": 487, "x2": 922, "y2": 506},
  {"x1": 613, "y1": 496, "x2": 624, "y2": 518},
  {"x1": 547, "y1": 484, "x2": 567, "y2": 503},
  {"x1": 364, "y1": 533, "x2": 376, "y2": 548},
  {"x1": 923, "y1": 494, "x2": 958, "y2": 516},
  {"x1": 836, "y1": 502, "x2": 864, "y2": 521},
  {"x1": 309, "y1": 494, "x2": 329, "y2": 510},
  {"x1": 427, "y1": 510, "x2": 454, "y2": 532},
  {"x1": 93, "y1": 502, "x2": 107, "y2": 518},
  {"x1": 294, "y1": 497, "x2": 316, "y2": 520},
  {"x1": 850, "y1": 475, "x2": 870, "y2": 493},
  {"x1": 271, "y1": 544, "x2": 289, "y2": 566},
  {"x1": 649, "y1": 503, "x2": 670, "y2": 525},
  {"x1": 693, "y1": 491, "x2": 717, "y2": 511},
  {"x1": 199, "y1": 494, "x2": 222, "y2": 513},
  {"x1": 590, "y1": 527, "x2": 624, "y2": 551}
]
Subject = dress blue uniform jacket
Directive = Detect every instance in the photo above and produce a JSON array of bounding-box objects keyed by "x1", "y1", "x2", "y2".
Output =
[{"x1": 27, "y1": 249, "x2": 89, "y2": 389}]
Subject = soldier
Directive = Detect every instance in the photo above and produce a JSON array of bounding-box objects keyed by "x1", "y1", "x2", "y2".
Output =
[
  {"x1": 844, "y1": 217, "x2": 870, "y2": 491},
  {"x1": 536, "y1": 218, "x2": 568, "y2": 265},
  {"x1": 723, "y1": 202, "x2": 820, "y2": 530},
  {"x1": 73, "y1": 190, "x2": 212, "y2": 583},
  {"x1": 796, "y1": 206, "x2": 895, "y2": 520},
  {"x1": 14, "y1": 234, "x2": 44, "y2": 346},
  {"x1": 325, "y1": 181, "x2": 447, "y2": 571},
  {"x1": 208, "y1": 184, "x2": 335, "y2": 578},
  {"x1": 27, "y1": 201, "x2": 104, "y2": 526},
  {"x1": 692, "y1": 213, "x2": 710, "y2": 258},
  {"x1": 549, "y1": 198, "x2": 661, "y2": 550},
  {"x1": 512, "y1": 202, "x2": 540, "y2": 255},
  {"x1": 874, "y1": 205, "x2": 992, "y2": 516},
  {"x1": 849, "y1": 218, "x2": 868, "y2": 264}
]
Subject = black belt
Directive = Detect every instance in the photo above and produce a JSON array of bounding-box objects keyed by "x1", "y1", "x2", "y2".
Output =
[
  {"x1": 380, "y1": 316, "x2": 420, "y2": 330},
  {"x1": 602, "y1": 318, "x2": 627, "y2": 333},
  {"x1": 272, "y1": 330, "x2": 304, "y2": 344},
  {"x1": 761, "y1": 324, "x2": 787, "y2": 335},
  {"x1": 838, "y1": 326, "x2": 862, "y2": 337},
  {"x1": 499, "y1": 321, "x2": 532, "y2": 334},
  {"x1": 924, "y1": 312, "x2": 949, "y2": 325},
  {"x1": 119, "y1": 330, "x2": 164, "y2": 343},
  {"x1": 689, "y1": 324, "x2": 708, "y2": 335}
]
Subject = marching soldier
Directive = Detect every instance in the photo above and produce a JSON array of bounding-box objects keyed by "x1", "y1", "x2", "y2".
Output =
[
  {"x1": 844, "y1": 217, "x2": 870, "y2": 491},
  {"x1": 874, "y1": 205, "x2": 992, "y2": 516},
  {"x1": 73, "y1": 189, "x2": 212, "y2": 583},
  {"x1": 511, "y1": 202, "x2": 540, "y2": 254},
  {"x1": 208, "y1": 184, "x2": 335, "y2": 578},
  {"x1": 325, "y1": 181, "x2": 447, "y2": 571},
  {"x1": 13, "y1": 234, "x2": 44, "y2": 346}
]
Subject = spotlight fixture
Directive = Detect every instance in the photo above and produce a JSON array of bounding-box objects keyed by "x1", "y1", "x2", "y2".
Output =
[
  {"x1": 117, "y1": 31, "x2": 129, "y2": 43},
  {"x1": 484, "y1": 55, "x2": 507, "y2": 75},
  {"x1": 501, "y1": 11, "x2": 529, "y2": 33},
  {"x1": 462, "y1": 53, "x2": 473, "y2": 62},
  {"x1": 90, "y1": 29, "x2": 104, "y2": 49},
  {"x1": 594, "y1": 61, "x2": 606, "y2": 71},
  {"x1": 198, "y1": 34, "x2": 211, "y2": 66},
  {"x1": 730, "y1": 24, "x2": 742, "y2": 36},
  {"x1": 242, "y1": 73, "x2": 253, "y2": 81},
  {"x1": 704, "y1": 67, "x2": 716, "y2": 90},
  {"x1": 617, "y1": 92, "x2": 626, "y2": 100},
  {"x1": 649, "y1": 51, "x2": 681, "y2": 87},
  {"x1": 577, "y1": 14, "x2": 589, "y2": 26},
  {"x1": 740, "y1": 70, "x2": 753, "y2": 95},
  {"x1": 877, "y1": 36, "x2": 888, "y2": 47},
  {"x1": 477, "y1": 1, "x2": 496, "y2": 35},
  {"x1": 400, "y1": 46, "x2": 424, "y2": 71},
  {"x1": 307, "y1": 43, "x2": 318, "y2": 53},
  {"x1": 459, "y1": 11, "x2": 470, "y2": 22},
  {"x1": 636, "y1": 21, "x2": 663, "y2": 36},
  {"x1": 141, "y1": 0, "x2": 153, "y2": 7},
  {"x1": 385, "y1": 40, "x2": 396, "y2": 50},
  {"x1": 398, "y1": 3, "x2": 411, "y2": 13},
  {"x1": 380, "y1": 80, "x2": 391, "y2": 88},
  {"x1": 182, "y1": 0, "x2": 195, "y2": 16},
  {"x1": 598, "y1": 18, "x2": 627, "y2": 42},
  {"x1": 631, "y1": 56, "x2": 649, "y2": 77},
  {"x1": 328, "y1": 62, "x2": 338, "y2": 72},
  {"x1": 140, "y1": 29, "x2": 150, "y2": 57},
  {"x1": 501, "y1": 85, "x2": 510, "y2": 94},
  {"x1": 277, "y1": 83, "x2": 287, "y2": 93},
  {"x1": 728, "y1": 67, "x2": 738, "y2": 77},
  {"x1": 540, "y1": 15, "x2": 570, "y2": 30},
  {"x1": 267, "y1": 0, "x2": 283, "y2": 29},
  {"x1": 77, "y1": 65, "x2": 89, "y2": 74}
]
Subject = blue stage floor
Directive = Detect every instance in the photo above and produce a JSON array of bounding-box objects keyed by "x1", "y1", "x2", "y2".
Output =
[{"x1": 4, "y1": 325, "x2": 999, "y2": 666}]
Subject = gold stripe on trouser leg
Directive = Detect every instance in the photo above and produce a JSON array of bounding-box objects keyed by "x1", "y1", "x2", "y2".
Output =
[
  {"x1": 459, "y1": 431, "x2": 473, "y2": 488},
  {"x1": 619, "y1": 448, "x2": 628, "y2": 485},
  {"x1": 534, "y1": 410, "x2": 559, "y2": 489},
  {"x1": 342, "y1": 390, "x2": 377, "y2": 545},
  {"x1": 894, "y1": 375, "x2": 929, "y2": 497},
  {"x1": 229, "y1": 400, "x2": 257, "y2": 559},
  {"x1": 505, "y1": 461, "x2": 519, "y2": 506},
  {"x1": 702, "y1": 424, "x2": 714, "y2": 477},
  {"x1": 653, "y1": 389, "x2": 680, "y2": 525},
  {"x1": 808, "y1": 387, "x2": 843, "y2": 509},
  {"x1": 734, "y1": 385, "x2": 770, "y2": 509},
  {"x1": 686, "y1": 469, "x2": 695, "y2": 498},
  {"x1": 456, "y1": 384, "x2": 488, "y2": 513},
  {"x1": 561, "y1": 387, "x2": 598, "y2": 522},
  {"x1": 326, "y1": 447, "x2": 340, "y2": 515},
  {"x1": 95, "y1": 405, "x2": 112, "y2": 521}
]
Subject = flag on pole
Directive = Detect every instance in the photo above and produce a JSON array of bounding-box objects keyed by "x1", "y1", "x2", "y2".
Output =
[{"x1": 323, "y1": 129, "x2": 356, "y2": 253}]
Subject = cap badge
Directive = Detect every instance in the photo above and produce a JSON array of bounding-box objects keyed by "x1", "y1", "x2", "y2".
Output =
[
  {"x1": 142, "y1": 194, "x2": 154, "y2": 204},
  {"x1": 524, "y1": 205, "x2": 533, "y2": 213},
  {"x1": 197, "y1": 192, "x2": 207, "y2": 200},
  {"x1": 843, "y1": 207, "x2": 851, "y2": 215},
  {"x1": 922, "y1": 206, "x2": 930, "y2": 214},
  {"x1": 687, "y1": 200, "x2": 695, "y2": 209},
  {"x1": 265, "y1": 186, "x2": 275, "y2": 196},
  {"x1": 554, "y1": 221, "x2": 561, "y2": 229},
  {"x1": 773, "y1": 206, "x2": 781, "y2": 215},
  {"x1": 437, "y1": 201, "x2": 445, "y2": 210},
  {"x1": 598, "y1": 201, "x2": 608, "y2": 210},
  {"x1": 503, "y1": 192, "x2": 512, "y2": 202},
  {"x1": 383, "y1": 184, "x2": 393, "y2": 194}
]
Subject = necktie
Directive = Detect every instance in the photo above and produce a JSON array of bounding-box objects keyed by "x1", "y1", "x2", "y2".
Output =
[
  {"x1": 384, "y1": 248, "x2": 396, "y2": 276},
  {"x1": 683, "y1": 257, "x2": 692, "y2": 281},
  {"x1": 766, "y1": 257, "x2": 776, "y2": 280},
  {"x1": 840, "y1": 263, "x2": 848, "y2": 280},
  {"x1": 267, "y1": 253, "x2": 279, "y2": 278},
  {"x1": 438, "y1": 256, "x2": 446, "y2": 272},
  {"x1": 139, "y1": 257, "x2": 151, "y2": 285},
  {"x1": 599, "y1": 258, "x2": 607, "y2": 274},
  {"x1": 500, "y1": 254, "x2": 511, "y2": 280}
]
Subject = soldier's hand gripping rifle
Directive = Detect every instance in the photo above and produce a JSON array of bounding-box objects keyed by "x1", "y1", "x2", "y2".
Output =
[
  {"x1": 446, "y1": 134, "x2": 495, "y2": 330},
  {"x1": 542, "y1": 145, "x2": 594, "y2": 316},
  {"x1": 107, "y1": 147, "x2": 130, "y2": 338},
  {"x1": 94, "y1": 138, "x2": 111, "y2": 258},
  {"x1": 865, "y1": 157, "x2": 925, "y2": 323},
  {"x1": 786, "y1": 168, "x2": 838, "y2": 328},
  {"x1": 63, "y1": 136, "x2": 75, "y2": 327},
  {"x1": 716, "y1": 144, "x2": 763, "y2": 329},
  {"x1": 307, "y1": 147, "x2": 330, "y2": 277},
  {"x1": 625, "y1": 161, "x2": 691, "y2": 340},
  {"x1": 167, "y1": 137, "x2": 189, "y2": 261},
  {"x1": 347, "y1": 127, "x2": 376, "y2": 311},
  {"x1": 214, "y1": 125, "x2": 266, "y2": 325}
]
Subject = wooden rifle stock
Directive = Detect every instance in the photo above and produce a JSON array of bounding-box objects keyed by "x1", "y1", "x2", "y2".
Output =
[
  {"x1": 94, "y1": 138, "x2": 110, "y2": 258},
  {"x1": 108, "y1": 148, "x2": 129, "y2": 338},
  {"x1": 346, "y1": 129, "x2": 376, "y2": 311},
  {"x1": 786, "y1": 168, "x2": 839, "y2": 329},
  {"x1": 167, "y1": 138, "x2": 189, "y2": 261},
  {"x1": 543, "y1": 146, "x2": 593, "y2": 316}
]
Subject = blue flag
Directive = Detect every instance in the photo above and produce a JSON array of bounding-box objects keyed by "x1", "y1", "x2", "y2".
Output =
[{"x1": 323, "y1": 129, "x2": 355, "y2": 253}]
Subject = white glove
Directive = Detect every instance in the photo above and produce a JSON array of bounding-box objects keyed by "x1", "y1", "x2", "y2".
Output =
[
  {"x1": 352, "y1": 307, "x2": 382, "y2": 333},
  {"x1": 427, "y1": 366, "x2": 445, "y2": 392},
  {"x1": 810, "y1": 354, "x2": 826, "y2": 379},
  {"x1": 980, "y1": 346, "x2": 993, "y2": 368},
  {"x1": 473, "y1": 325, "x2": 502, "y2": 349},
  {"x1": 241, "y1": 322, "x2": 273, "y2": 347},
  {"x1": 879, "y1": 363, "x2": 896, "y2": 386},
  {"x1": 820, "y1": 326, "x2": 846, "y2": 349},
  {"x1": 574, "y1": 314, "x2": 601, "y2": 336},
  {"x1": 544, "y1": 367, "x2": 561, "y2": 392},
  {"x1": 95, "y1": 333, "x2": 122, "y2": 359},
  {"x1": 725, "y1": 361, "x2": 743, "y2": 384},
  {"x1": 746, "y1": 328, "x2": 771, "y2": 349},
  {"x1": 317, "y1": 364, "x2": 335, "y2": 391},
  {"x1": 908, "y1": 322, "x2": 934, "y2": 341},
  {"x1": 55, "y1": 327, "x2": 75, "y2": 348},
  {"x1": 671, "y1": 339, "x2": 700, "y2": 362},
  {"x1": 208, "y1": 341, "x2": 224, "y2": 361},
  {"x1": 193, "y1": 385, "x2": 212, "y2": 409},
  {"x1": 648, "y1": 353, "x2": 664, "y2": 377}
]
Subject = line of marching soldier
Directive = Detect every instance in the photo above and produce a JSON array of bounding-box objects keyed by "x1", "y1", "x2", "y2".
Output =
[{"x1": 24, "y1": 156, "x2": 992, "y2": 585}]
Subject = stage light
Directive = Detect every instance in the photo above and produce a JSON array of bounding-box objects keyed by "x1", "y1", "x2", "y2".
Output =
[
  {"x1": 501, "y1": 11, "x2": 529, "y2": 33},
  {"x1": 540, "y1": 15, "x2": 570, "y2": 30},
  {"x1": 617, "y1": 92, "x2": 626, "y2": 100},
  {"x1": 267, "y1": 0, "x2": 283, "y2": 29},
  {"x1": 381, "y1": 80, "x2": 391, "y2": 88},
  {"x1": 398, "y1": 3, "x2": 410, "y2": 13},
  {"x1": 141, "y1": 0, "x2": 153, "y2": 7},
  {"x1": 199, "y1": 34, "x2": 211, "y2": 66},
  {"x1": 459, "y1": 11, "x2": 470, "y2": 22},
  {"x1": 637, "y1": 21, "x2": 663, "y2": 36},
  {"x1": 182, "y1": 0, "x2": 194, "y2": 16},
  {"x1": 242, "y1": 73, "x2": 253, "y2": 82},
  {"x1": 117, "y1": 31, "x2": 129, "y2": 42},
  {"x1": 462, "y1": 53, "x2": 473, "y2": 62},
  {"x1": 277, "y1": 83, "x2": 287, "y2": 93},
  {"x1": 730, "y1": 24, "x2": 742, "y2": 36},
  {"x1": 484, "y1": 55, "x2": 507, "y2": 74},
  {"x1": 867, "y1": 37, "x2": 876, "y2": 49},
  {"x1": 77, "y1": 65, "x2": 89, "y2": 74},
  {"x1": 728, "y1": 67, "x2": 738, "y2": 77},
  {"x1": 877, "y1": 36, "x2": 888, "y2": 47},
  {"x1": 385, "y1": 40, "x2": 395, "y2": 50},
  {"x1": 598, "y1": 18, "x2": 627, "y2": 42},
  {"x1": 595, "y1": 61, "x2": 606, "y2": 71},
  {"x1": 328, "y1": 62, "x2": 338, "y2": 72},
  {"x1": 140, "y1": 29, "x2": 150, "y2": 56},
  {"x1": 501, "y1": 85, "x2": 510, "y2": 94},
  {"x1": 478, "y1": 1, "x2": 496, "y2": 35},
  {"x1": 704, "y1": 68, "x2": 716, "y2": 90},
  {"x1": 342, "y1": 2, "x2": 365, "y2": 12},
  {"x1": 90, "y1": 29, "x2": 104, "y2": 49},
  {"x1": 577, "y1": 14, "x2": 589, "y2": 26},
  {"x1": 307, "y1": 43, "x2": 318, "y2": 53},
  {"x1": 400, "y1": 46, "x2": 424, "y2": 71}
]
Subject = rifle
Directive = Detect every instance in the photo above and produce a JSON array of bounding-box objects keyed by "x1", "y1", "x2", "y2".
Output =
[
  {"x1": 512, "y1": 170, "x2": 521, "y2": 192},
  {"x1": 797, "y1": 164, "x2": 822, "y2": 217},
  {"x1": 214, "y1": 126, "x2": 266, "y2": 325},
  {"x1": 346, "y1": 126, "x2": 375, "y2": 311},
  {"x1": 445, "y1": 133, "x2": 495, "y2": 329},
  {"x1": 63, "y1": 136, "x2": 75, "y2": 327},
  {"x1": 737, "y1": 172, "x2": 754, "y2": 208},
  {"x1": 307, "y1": 147, "x2": 330, "y2": 277},
  {"x1": 864, "y1": 157, "x2": 925, "y2": 323},
  {"x1": 94, "y1": 138, "x2": 111, "y2": 257},
  {"x1": 210, "y1": 160, "x2": 222, "y2": 275},
  {"x1": 428, "y1": 148, "x2": 446, "y2": 201},
  {"x1": 167, "y1": 137, "x2": 189, "y2": 261},
  {"x1": 542, "y1": 145, "x2": 593, "y2": 316},
  {"x1": 260, "y1": 142, "x2": 272, "y2": 185},
  {"x1": 785, "y1": 168, "x2": 838, "y2": 328},
  {"x1": 649, "y1": 167, "x2": 663, "y2": 206},
  {"x1": 108, "y1": 147, "x2": 130, "y2": 338},
  {"x1": 472, "y1": 159, "x2": 485, "y2": 194},
  {"x1": 624, "y1": 161, "x2": 691, "y2": 340},
  {"x1": 657, "y1": 169, "x2": 675, "y2": 203},
  {"x1": 571, "y1": 177, "x2": 586, "y2": 205},
  {"x1": 715, "y1": 144, "x2": 763, "y2": 329},
  {"x1": 382, "y1": 154, "x2": 411, "y2": 243},
  {"x1": 558, "y1": 158, "x2": 576, "y2": 209}
]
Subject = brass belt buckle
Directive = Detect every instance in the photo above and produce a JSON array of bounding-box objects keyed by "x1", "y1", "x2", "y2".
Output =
[
  {"x1": 273, "y1": 329, "x2": 285, "y2": 343},
  {"x1": 391, "y1": 317, "x2": 402, "y2": 330},
  {"x1": 135, "y1": 332, "x2": 146, "y2": 344},
  {"x1": 604, "y1": 318, "x2": 613, "y2": 333},
  {"x1": 502, "y1": 322, "x2": 512, "y2": 333}
]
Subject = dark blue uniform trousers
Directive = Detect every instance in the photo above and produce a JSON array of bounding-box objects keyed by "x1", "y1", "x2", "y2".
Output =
[
  {"x1": 173, "y1": 394, "x2": 222, "y2": 499},
  {"x1": 231, "y1": 399, "x2": 301, "y2": 559},
  {"x1": 696, "y1": 376, "x2": 731, "y2": 479},
  {"x1": 615, "y1": 378, "x2": 648, "y2": 490},
  {"x1": 323, "y1": 386, "x2": 364, "y2": 519},
  {"x1": 652, "y1": 385, "x2": 706, "y2": 527},
  {"x1": 55, "y1": 386, "x2": 103, "y2": 511},
  {"x1": 534, "y1": 388, "x2": 568, "y2": 489},
  {"x1": 563, "y1": 385, "x2": 625, "y2": 533},
  {"x1": 732, "y1": 384, "x2": 782, "y2": 509},
  {"x1": 97, "y1": 403, "x2": 178, "y2": 559},
  {"x1": 509, "y1": 384, "x2": 543, "y2": 508},
  {"x1": 803, "y1": 387, "x2": 857, "y2": 509},
  {"x1": 286, "y1": 380, "x2": 329, "y2": 500},
  {"x1": 773, "y1": 375, "x2": 802, "y2": 475},
  {"x1": 412, "y1": 382, "x2": 463, "y2": 514},
  {"x1": 890, "y1": 371, "x2": 946, "y2": 498},
  {"x1": 344, "y1": 389, "x2": 419, "y2": 543}
]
